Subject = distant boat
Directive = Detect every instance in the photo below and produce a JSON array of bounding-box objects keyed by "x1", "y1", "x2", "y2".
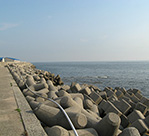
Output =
[{"x1": 0, "y1": 57, "x2": 20, "y2": 62}]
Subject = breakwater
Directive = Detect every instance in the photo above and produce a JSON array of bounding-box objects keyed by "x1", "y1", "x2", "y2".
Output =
[{"x1": 7, "y1": 62, "x2": 149, "y2": 136}]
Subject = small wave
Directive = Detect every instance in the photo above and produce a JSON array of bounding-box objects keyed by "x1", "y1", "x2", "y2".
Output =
[{"x1": 97, "y1": 76, "x2": 108, "y2": 79}]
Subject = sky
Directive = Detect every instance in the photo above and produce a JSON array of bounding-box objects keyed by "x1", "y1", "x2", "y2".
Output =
[{"x1": 0, "y1": 0, "x2": 149, "y2": 62}]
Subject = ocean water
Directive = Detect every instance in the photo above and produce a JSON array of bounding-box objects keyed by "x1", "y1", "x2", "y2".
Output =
[{"x1": 33, "y1": 61, "x2": 149, "y2": 98}]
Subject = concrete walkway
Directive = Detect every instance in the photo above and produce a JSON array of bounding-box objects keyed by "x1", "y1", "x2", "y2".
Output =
[
  {"x1": 0, "y1": 65, "x2": 25, "y2": 136},
  {"x1": 0, "y1": 64, "x2": 47, "y2": 136}
]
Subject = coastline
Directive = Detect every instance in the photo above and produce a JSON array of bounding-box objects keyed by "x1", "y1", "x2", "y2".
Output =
[{"x1": 1, "y1": 61, "x2": 149, "y2": 136}]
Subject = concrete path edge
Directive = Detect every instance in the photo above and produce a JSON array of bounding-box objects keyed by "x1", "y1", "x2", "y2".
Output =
[{"x1": 9, "y1": 68, "x2": 47, "y2": 136}]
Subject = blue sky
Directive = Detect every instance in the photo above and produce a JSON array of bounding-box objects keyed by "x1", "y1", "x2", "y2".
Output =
[{"x1": 0, "y1": 0, "x2": 149, "y2": 62}]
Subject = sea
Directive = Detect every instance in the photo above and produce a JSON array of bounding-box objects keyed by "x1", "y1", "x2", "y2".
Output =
[{"x1": 33, "y1": 61, "x2": 149, "y2": 98}]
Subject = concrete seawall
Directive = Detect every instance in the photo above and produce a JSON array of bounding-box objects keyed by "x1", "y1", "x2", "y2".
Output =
[
  {"x1": 0, "y1": 63, "x2": 47, "y2": 136},
  {"x1": 1, "y1": 61, "x2": 149, "y2": 136}
]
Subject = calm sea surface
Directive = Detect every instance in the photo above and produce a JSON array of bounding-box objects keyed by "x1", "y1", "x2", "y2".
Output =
[{"x1": 33, "y1": 61, "x2": 149, "y2": 98}]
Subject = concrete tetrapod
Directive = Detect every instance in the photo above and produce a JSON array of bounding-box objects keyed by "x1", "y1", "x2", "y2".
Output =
[
  {"x1": 47, "y1": 80, "x2": 57, "y2": 91},
  {"x1": 46, "y1": 80, "x2": 58, "y2": 99},
  {"x1": 57, "y1": 89, "x2": 84, "y2": 100},
  {"x1": 94, "y1": 112, "x2": 121, "y2": 136},
  {"x1": 60, "y1": 96, "x2": 101, "y2": 128},
  {"x1": 26, "y1": 75, "x2": 35, "y2": 86},
  {"x1": 45, "y1": 125, "x2": 98, "y2": 136},
  {"x1": 33, "y1": 103, "x2": 87, "y2": 129},
  {"x1": 33, "y1": 82, "x2": 48, "y2": 91},
  {"x1": 83, "y1": 99, "x2": 93, "y2": 109},
  {"x1": 118, "y1": 127, "x2": 141, "y2": 136}
]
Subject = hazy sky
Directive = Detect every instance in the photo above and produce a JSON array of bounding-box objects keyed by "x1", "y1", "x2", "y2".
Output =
[{"x1": 0, "y1": 0, "x2": 149, "y2": 62}]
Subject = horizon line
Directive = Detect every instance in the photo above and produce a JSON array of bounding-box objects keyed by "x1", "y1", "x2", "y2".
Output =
[{"x1": 31, "y1": 59, "x2": 149, "y2": 63}]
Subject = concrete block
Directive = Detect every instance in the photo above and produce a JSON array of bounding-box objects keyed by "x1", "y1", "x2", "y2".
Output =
[
  {"x1": 34, "y1": 104, "x2": 87, "y2": 129},
  {"x1": 47, "y1": 91, "x2": 58, "y2": 99},
  {"x1": 98, "y1": 99, "x2": 107, "y2": 111},
  {"x1": 70, "y1": 82, "x2": 76, "y2": 88},
  {"x1": 131, "y1": 94, "x2": 140, "y2": 103},
  {"x1": 11, "y1": 71, "x2": 20, "y2": 83},
  {"x1": 70, "y1": 93, "x2": 84, "y2": 100},
  {"x1": 26, "y1": 96, "x2": 35, "y2": 102},
  {"x1": 120, "y1": 96, "x2": 136, "y2": 110},
  {"x1": 120, "y1": 95, "x2": 131, "y2": 102},
  {"x1": 98, "y1": 91, "x2": 107, "y2": 100},
  {"x1": 128, "y1": 100, "x2": 136, "y2": 110},
  {"x1": 120, "y1": 114, "x2": 129, "y2": 128},
  {"x1": 115, "y1": 89, "x2": 124, "y2": 99},
  {"x1": 135, "y1": 92, "x2": 143, "y2": 99},
  {"x1": 43, "y1": 100, "x2": 58, "y2": 108},
  {"x1": 36, "y1": 88, "x2": 49, "y2": 94},
  {"x1": 59, "y1": 85, "x2": 70, "y2": 91},
  {"x1": 113, "y1": 99, "x2": 131, "y2": 115},
  {"x1": 108, "y1": 95, "x2": 118, "y2": 102},
  {"x1": 117, "y1": 129, "x2": 122, "y2": 136},
  {"x1": 23, "y1": 88, "x2": 36, "y2": 97},
  {"x1": 86, "y1": 109, "x2": 101, "y2": 120},
  {"x1": 35, "y1": 97, "x2": 45, "y2": 102},
  {"x1": 130, "y1": 119, "x2": 149, "y2": 135},
  {"x1": 135, "y1": 102, "x2": 148, "y2": 115},
  {"x1": 105, "y1": 101, "x2": 122, "y2": 116},
  {"x1": 128, "y1": 110, "x2": 145, "y2": 124},
  {"x1": 127, "y1": 88, "x2": 141, "y2": 94},
  {"x1": 144, "y1": 115, "x2": 149, "y2": 127},
  {"x1": 60, "y1": 96, "x2": 78, "y2": 109},
  {"x1": 105, "y1": 88, "x2": 115, "y2": 97},
  {"x1": 83, "y1": 99, "x2": 93, "y2": 109},
  {"x1": 104, "y1": 87, "x2": 112, "y2": 92},
  {"x1": 145, "y1": 110, "x2": 149, "y2": 117},
  {"x1": 33, "y1": 74, "x2": 40, "y2": 81},
  {"x1": 65, "y1": 106, "x2": 100, "y2": 128},
  {"x1": 47, "y1": 80, "x2": 57, "y2": 91},
  {"x1": 140, "y1": 97, "x2": 149, "y2": 108},
  {"x1": 33, "y1": 82, "x2": 48, "y2": 91},
  {"x1": 29, "y1": 100, "x2": 41, "y2": 110},
  {"x1": 45, "y1": 125, "x2": 98, "y2": 136},
  {"x1": 125, "y1": 92, "x2": 132, "y2": 99},
  {"x1": 36, "y1": 92, "x2": 48, "y2": 98},
  {"x1": 118, "y1": 127, "x2": 141, "y2": 136},
  {"x1": 19, "y1": 80, "x2": 26, "y2": 90},
  {"x1": 73, "y1": 97, "x2": 83, "y2": 108},
  {"x1": 79, "y1": 87, "x2": 92, "y2": 95},
  {"x1": 89, "y1": 91, "x2": 103, "y2": 105},
  {"x1": 44, "y1": 126, "x2": 69, "y2": 136},
  {"x1": 94, "y1": 112, "x2": 121, "y2": 136},
  {"x1": 40, "y1": 77, "x2": 46, "y2": 83},
  {"x1": 69, "y1": 128, "x2": 98, "y2": 136},
  {"x1": 120, "y1": 87, "x2": 127, "y2": 94},
  {"x1": 26, "y1": 75, "x2": 35, "y2": 86},
  {"x1": 70, "y1": 83, "x2": 81, "y2": 93},
  {"x1": 90, "y1": 104, "x2": 99, "y2": 115},
  {"x1": 57, "y1": 90, "x2": 84, "y2": 100},
  {"x1": 57, "y1": 89, "x2": 69, "y2": 97}
]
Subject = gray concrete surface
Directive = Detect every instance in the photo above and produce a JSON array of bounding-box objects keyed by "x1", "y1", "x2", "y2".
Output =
[
  {"x1": 0, "y1": 65, "x2": 25, "y2": 136},
  {"x1": 0, "y1": 64, "x2": 47, "y2": 136}
]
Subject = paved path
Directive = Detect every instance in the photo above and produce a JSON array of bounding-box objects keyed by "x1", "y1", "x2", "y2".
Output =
[
  {"x1": 0, "y1": 64, "x2": 47, "y2": 136},
  {"x1": 0, "y1": 65, "x2": 25, "y2": 136}
]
